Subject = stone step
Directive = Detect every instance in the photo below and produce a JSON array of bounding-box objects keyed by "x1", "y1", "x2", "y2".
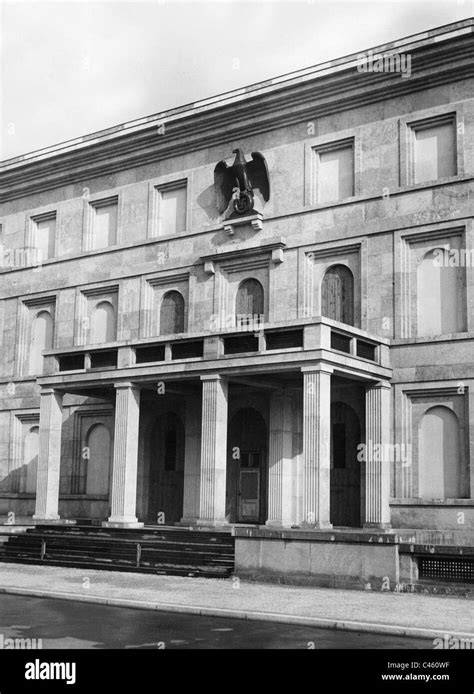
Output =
[{"x1": 0, "y1": 525, "x2": 235, "y2": 578}]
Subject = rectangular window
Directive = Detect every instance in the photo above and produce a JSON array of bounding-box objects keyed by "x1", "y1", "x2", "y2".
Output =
[
  {"x1": 158, "y1": 184, "x2": 187, "y2": 236},
  {"x1": 413, "y1": 118, "x2": 456, "y2": 183},
  {"x1": 32, "y1": 214, "x2": 56, "y2": 260},
  {"x1": 91, "y1": 199, "x2": 118, "y2": 249},
  {"x1": 316, "y1": 142, "x2": 354, "y2": 203}
]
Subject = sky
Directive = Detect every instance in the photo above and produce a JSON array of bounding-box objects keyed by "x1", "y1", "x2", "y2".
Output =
[{"x1": 0, "y1": 0, "x2": 472, "y2": 160}]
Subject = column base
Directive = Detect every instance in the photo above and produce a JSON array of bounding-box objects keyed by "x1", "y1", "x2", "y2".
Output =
[
  {"x1": 363, "y1": 522, "x2": 392, "y2": 531},
  {"x1": 300, "y1": 521, "x2": 333, "y2": 530},
  {"x1": 195, "y1": 519, "x2": 230, "y2": 528},
  {"x1": 103, "y1": 519, "x2": 144, "y2": 529},
  {"x1": 265, "y1": 519, "x2": 293, "y2": 528},
  {"x1": 178, "y1": 518, "x2": 200, "y2": 526},
  {"x1": 32, "y1": 515, "x2": 69, "y2": 525}
]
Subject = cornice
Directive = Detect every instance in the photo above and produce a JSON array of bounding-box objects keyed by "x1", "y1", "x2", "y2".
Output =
[{"x1": 0, "y1": 22, "x2": 472, "y2": 203}]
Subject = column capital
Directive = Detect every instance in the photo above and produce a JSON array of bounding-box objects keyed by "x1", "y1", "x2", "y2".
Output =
[
  {"x1": 40, "y1": 387, "x2": 63, "y2": 396},
  {"x1": 369, "y1": 380, "x2": 391, "y2": 391},
  {"x1": 301, "y1": 364, "x2": 334, "y2": 375},
  {"x1": 200, "y1": 374, "x2": 227, "y2": 383},
  {"x1": 114, "y1": 381, "x2": 140, "y2": 391}
]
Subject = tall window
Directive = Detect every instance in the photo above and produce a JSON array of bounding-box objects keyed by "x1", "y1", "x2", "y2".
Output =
[
  {"x1": 160, "y1": 291, "x2": 185, "y2": 335},
  {"x1": 316, "y1": 141, "x2": 354, "y2": 203},
  {"x1": 321, "y1": 264, "x2": 354, "y2": 326},
  {"x1": 91, "y1": 199, "x2": 118, "y2": 249},
  {"x1": 90, "y1": 301, "x2": 116, "y2": 343},
  {"x1": 417, "y1": 249, "x2": 461, "y2": 336},
  {"x1": 32, "y1": 214, "x2": 56, "y2": 260},
  {"x1": 235, "y1": 278, "x2": 264, "y2": 328},
  {"x1": 85, "y1": 423, "x2": 111, "y2": 496},
  {"x1": 419, "y1": 406, "x2": 463, "y2": 499},
  {"x1": 412, "y1": 118, "x2": 456, "y2": 183},
  {"x1": 29, "y1": 310, "x2": 54, "y2": 375},
  {"x1": 158, "y1": 185, "x2": 187, "y2": 236}
]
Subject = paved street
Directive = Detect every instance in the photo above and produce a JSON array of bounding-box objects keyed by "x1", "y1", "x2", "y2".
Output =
[
  {"x1": 0, "y1": 594, "x2": 432, "y2": 649},
  {"x1": 0, "y1": 563, "x2": 471, "y2": 638}
]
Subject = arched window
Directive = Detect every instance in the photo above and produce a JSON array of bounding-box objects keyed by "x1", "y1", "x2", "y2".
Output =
[
  {"x1": 235, "y1": 278, "x2": 264, "y2": 328},
  {"x1": 417, "y1": 249, "x2": 460, "y2": 336},
  {"x1": 90, "y1": 301, "x2": 116, "y2": 343},
  {"x1": 160, "y1": 291, "x2": 185, "y2": 335},
  {"x1": 85, "y1": 423, "x2": 111, "y2": 495},
  {"x1": 321, "y1": 264, "x2": 354, "y2": 326},
  {"x1": 419, "y1": 406, "x2": 463, "y2": 499},
  {"x1": 23, "y1": 425, "x2": 39, "y2": 494},
  {"x1": 29, "y1": 310, "x2": 54, "y2": 375}
]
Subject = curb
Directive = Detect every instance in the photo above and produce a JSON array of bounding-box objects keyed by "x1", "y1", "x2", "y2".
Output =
[{"x1": 1, "y1": 586, "x2": 472, "y2": 642}]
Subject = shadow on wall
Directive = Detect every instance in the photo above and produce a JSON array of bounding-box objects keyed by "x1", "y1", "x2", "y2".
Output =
[{"x1": 196, "y1": 184, "x2": 220, "y2": 224}]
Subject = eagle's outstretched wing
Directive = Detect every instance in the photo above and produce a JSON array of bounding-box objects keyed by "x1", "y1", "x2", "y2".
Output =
[
  {"x1": 247, "y1": 152, "x2": 270, "y2": 202},
  {"x1": 214, "y1": 160, "x2": 234, "y2": 214}
]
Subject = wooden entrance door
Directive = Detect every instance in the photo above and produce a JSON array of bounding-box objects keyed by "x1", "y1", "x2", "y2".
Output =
[
  {"x1": 237, "y1": 451, "x2": 261, "y2": 522},
  {"x1": 227, "y1": 408, "x2": 267, "y2": 524}
]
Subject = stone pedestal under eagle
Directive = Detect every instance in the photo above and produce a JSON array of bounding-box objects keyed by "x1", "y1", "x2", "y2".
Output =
[{"x1": 214, "y1": 149, "x2": 270, "y2": 220}]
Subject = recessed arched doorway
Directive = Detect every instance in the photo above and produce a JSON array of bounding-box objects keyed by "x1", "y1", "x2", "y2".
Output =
[
  {"x1": 227, "y1": 407, "x2": 267, "y2": 524},
  {"x1": 147, "y1": 412, "x2": 184, "y2": 524},
  {"x1": 330, "y1": 401, "x2": 361, "y2": 527}
]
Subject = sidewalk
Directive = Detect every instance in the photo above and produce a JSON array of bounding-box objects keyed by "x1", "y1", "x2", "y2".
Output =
[{"x1": 0, "y1": 562, "x2": 472, "y2": 640}]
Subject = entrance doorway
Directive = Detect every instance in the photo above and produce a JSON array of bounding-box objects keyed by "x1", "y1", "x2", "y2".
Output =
[
  {"x1": 330, "y1": 402, "x2": 361, "y2": 527},
  {"x1": 147, "y1": 412, "x2": 184, "y2": 525},
  {"x1": 227, "y1": 408, "x2": 267, "y2": 524}
]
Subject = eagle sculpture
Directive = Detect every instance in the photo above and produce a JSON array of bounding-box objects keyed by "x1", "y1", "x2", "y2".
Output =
[{"x1": 214, "y1": 149, "x2": 270, "y2": 219}]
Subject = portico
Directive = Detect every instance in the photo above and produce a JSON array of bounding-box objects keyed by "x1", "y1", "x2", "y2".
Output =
[{"x1": 32, "y1": 317, "x2": 392, "y2": 532}]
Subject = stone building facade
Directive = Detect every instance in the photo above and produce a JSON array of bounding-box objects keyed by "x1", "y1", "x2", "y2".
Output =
[{"x1": 0, "y1": 20, "x2": 473, "y2": 585}]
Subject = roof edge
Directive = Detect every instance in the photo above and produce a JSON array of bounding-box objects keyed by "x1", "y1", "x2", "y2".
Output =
[{"x1": 1, "y1": 18, "x2": 473, "y2": 171}]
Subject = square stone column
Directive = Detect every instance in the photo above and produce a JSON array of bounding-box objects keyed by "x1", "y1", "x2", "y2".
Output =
[
  {"x1": 104, "y1": 382, "x2": 143, "y2": 528},
  {"x1": 198, "y1": 374, "x2": 228, "y2": 525},
  {"x1": 364, "y1": 381, "x2": 391, "y2": 529},
  {"x1": 266, "y1": 391, "x2": 293, "y2": 527},
  {"x1": 301, "y1": 366, "x2": 333, "y2": 529},
  {"x1": 33, "y1": 388, "x2": 64, "y2": 522}
]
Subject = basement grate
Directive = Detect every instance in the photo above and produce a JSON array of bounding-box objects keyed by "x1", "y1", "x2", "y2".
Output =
[{"x1": 418, "y1": 556, "x2": 474, "y2": 583}]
